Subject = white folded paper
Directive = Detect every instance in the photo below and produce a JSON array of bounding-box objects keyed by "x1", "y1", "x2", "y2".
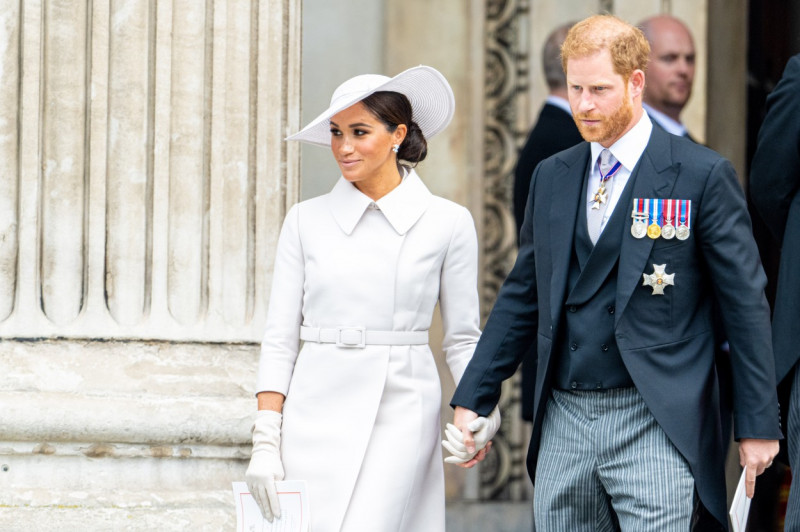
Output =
[
  {"x1": 232, "y1": 481, "x2": 309, "y2": 532},
  {"x1": 728, "y1": 467, "x2": 751, "y2": 532}
]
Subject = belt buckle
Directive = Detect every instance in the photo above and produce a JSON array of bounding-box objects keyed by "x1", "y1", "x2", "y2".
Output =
[{"x1": 336, "y1": 326, "x2": 366, "y2": 348}]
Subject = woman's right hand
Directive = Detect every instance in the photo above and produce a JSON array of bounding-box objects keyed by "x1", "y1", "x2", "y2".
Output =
[{"x1": 245, "y1": 410, "x2": 285, "y2": 521}]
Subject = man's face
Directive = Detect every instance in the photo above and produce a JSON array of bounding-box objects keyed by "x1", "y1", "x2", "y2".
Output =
[
  {"x1": 566, "y1": 49, "x2": 642, "y2": 147},
  {"x1": 643, "y1": 20, "x2": 695, "y2": 116}
]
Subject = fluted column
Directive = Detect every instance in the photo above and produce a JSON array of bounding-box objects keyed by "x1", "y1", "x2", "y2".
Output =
[
  {"x1": 0, "y1": 0, "x2": 301, "y2": 342},
  {"x1": 0, "y1": 3, "x2": 20, "y2": 323}
]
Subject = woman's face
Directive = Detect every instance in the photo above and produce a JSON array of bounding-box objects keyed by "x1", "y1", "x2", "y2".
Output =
[{"x1": 329, "y1": 102, "x2": 406, "y2": 189}]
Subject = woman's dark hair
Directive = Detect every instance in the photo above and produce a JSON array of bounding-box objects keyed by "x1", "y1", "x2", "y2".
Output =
[{"x1": 360, "y1": 91, "x2": 428, "y2": 167}]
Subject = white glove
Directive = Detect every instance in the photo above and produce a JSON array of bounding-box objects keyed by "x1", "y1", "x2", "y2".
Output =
[
  {"x1": 245, "y1": 410, "x2": 285, "y2": 522},
  {"x1": 442, "y1": 406, "x2": 501, "y2": 464}
]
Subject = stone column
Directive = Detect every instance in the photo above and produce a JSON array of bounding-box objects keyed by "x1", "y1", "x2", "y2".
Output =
[
  {"x1": 707, "y1": 0, "x2": 747, "y2": 181},
  {"x1": 0, "y1": 0, "x2": 301, "y2": 529}
]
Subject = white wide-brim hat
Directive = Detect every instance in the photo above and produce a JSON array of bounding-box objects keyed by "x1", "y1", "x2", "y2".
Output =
[{"x1": 286, "y1": 65, "x2": 455, "y2": 147}]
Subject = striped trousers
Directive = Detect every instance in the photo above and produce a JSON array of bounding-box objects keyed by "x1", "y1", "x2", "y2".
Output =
[
  {"x1": 785, "y1": 367, "x2": 800, "y2": 531},
  {"x1": 534, "y1": 387, "x2": 695, "y2": 531}
]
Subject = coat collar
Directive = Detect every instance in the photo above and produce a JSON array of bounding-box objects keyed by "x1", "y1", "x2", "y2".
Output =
[
  {"x1": 328, "y1": 168, "x2": 433, "y2": 235},
  {"x1": 566, "y1": 158, "x2": 639, "y2": 306}
]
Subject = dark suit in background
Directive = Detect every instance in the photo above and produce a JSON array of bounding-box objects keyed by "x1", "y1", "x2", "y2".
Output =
[
  {"x1": 749, "y1": 52, "x2": 800, "y2": 529},
  {"x1": 513, "y1": 100, "x2": 582, "y2": 422},
  {"x1": 513, "y1": 102, "x2": 583, "y2": 237}
]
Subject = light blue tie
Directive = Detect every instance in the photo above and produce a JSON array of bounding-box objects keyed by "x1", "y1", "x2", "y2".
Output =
[{"x1": 588, "y1": 149, "x2": 616, "y2": 244}]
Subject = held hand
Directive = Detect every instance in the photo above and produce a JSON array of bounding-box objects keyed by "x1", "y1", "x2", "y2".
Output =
[
  {"x1": 442, "y1": 406, "x2": 499, "y2": 468},
  {"x1": 468, "y1": 405, "x2": 501, "y2": 452},
  {"x1": 442, "y1": 423, "x2": 475, "y2": 463},
  {"x1": 443, "y1": 423, "x2": 493, "y2": 467},
  {"x1": 738, "y1": 438, "x2": 779, "y2": 498},
  {"x1": 245, "y1": 410, "x2": 285, "y2": 521},
  {"x1": 442, "y1": 406, "x2": 478, "y2": 466}
]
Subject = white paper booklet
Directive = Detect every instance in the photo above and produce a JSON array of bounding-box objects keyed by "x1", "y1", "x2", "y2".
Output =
[
  {"x1": 728, "y1": 467, "x2": 751, "y2": 532},
  {"x1": 232, "y1": 481, "x2": 309, "y2": 532}
]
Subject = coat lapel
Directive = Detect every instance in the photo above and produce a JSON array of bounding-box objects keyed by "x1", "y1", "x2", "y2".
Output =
[
  {"x1": 566, "y1": 168, "x2": 637, "y2": 306},
  {"x1": 549, "y1": 144, "x2": 591, "y2": 329},
  {"x1": 329, "y1": 178, "x2": 373, "y2": 235},
  {"x1": 377, "y1": 169, "x2": 432, "y2": 235},
  {"x1": 615, "y1": 126, "x2": 680, "y2": 326}
]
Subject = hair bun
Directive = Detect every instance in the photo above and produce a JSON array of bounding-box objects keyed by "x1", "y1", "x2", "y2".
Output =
[{"x1": 398, "y1": 121, "x2": 428, "y2": 165}]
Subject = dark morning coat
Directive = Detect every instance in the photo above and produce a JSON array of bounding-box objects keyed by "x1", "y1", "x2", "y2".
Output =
[
  {"x1": 453, "y1": 124, "x2": 782, "y2": 528},
  {"x1": 750, "y1": 53, "x2": 800, "y2": 386},
  {"x1": 512, "y1": 102, "x2": 583, "y2": 421}
]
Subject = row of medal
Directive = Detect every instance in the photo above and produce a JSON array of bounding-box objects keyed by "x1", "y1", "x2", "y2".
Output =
[{"x1": 631, "y1": 198, "x2": 691, "y2": 240}]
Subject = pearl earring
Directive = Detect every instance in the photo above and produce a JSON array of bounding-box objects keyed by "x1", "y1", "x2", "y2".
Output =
[{"x1": 392, "y1": 144, "x2": 400, "y2": 153}]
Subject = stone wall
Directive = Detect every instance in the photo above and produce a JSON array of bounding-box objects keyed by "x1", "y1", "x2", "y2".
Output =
[{"x1": 0, "y1": 0, "x2": 301, "y2": 529}]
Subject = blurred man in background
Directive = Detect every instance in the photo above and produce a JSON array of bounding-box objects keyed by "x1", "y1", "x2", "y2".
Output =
[{"x1": 638, "y1": 15, "x2": 697, "y2": 141}]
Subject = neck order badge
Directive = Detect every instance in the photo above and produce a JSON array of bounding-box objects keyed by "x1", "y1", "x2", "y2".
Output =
[{"x1": 590, "y1": 150, "x2": 622, "y2": 210}]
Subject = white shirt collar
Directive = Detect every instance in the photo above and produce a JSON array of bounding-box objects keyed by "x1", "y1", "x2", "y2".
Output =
[
  {"x1": 643, "y1": 103, "x2": 687, "y2": 137},
  {"x1": 328, "y1": 168, "x2": 432, "y2": 235},
  {"x1": 590, "y1": 111, "x2": 653, "y2": 173},
  {"x1": 545, "y1": 95, "x2": 572, "y2": 115}
]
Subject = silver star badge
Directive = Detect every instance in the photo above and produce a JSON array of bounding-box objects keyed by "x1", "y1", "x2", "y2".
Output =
[{"x1": 642, "y1": 263, "x2": 675, "y2": 295}]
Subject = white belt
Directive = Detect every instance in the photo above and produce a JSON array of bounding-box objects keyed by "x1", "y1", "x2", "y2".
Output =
[{"x1": 299, "y1": 326, "x2": 429, "y2": 348}]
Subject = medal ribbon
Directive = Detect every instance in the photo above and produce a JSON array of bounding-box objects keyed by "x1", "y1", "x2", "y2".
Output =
[
  {"x1": 685, "y1": 200, "x2": 691, "y2": 229},
  {"x1": 599, "y1": 160, "x2": 622, "y2": 184},
  {"x1": 665, "y1": 199, "x2": 673, "y2": 224},
  {"x1": 679, "y1": 200, "x2": 692, "y2": 228},
  {"x1": 649, "y1": 198, "x2": 659, "y2": 227},
  {"x1": 633, "y1": 198, "x2": 643, "y2": 216}
]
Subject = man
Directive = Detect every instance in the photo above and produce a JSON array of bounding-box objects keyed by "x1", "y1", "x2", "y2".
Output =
[
  {"x1": 638, "y1": 15, "x2": 696, "y2": 140},
  {"x1": 750, "y1": 52, "x2": 800, "y2": 530},
  {"x1": 513, "y1": 21, "x2": 583, "y2": 422},
  {"x1": 449, "y1": 14, "x2": 780, "y2": 531}
]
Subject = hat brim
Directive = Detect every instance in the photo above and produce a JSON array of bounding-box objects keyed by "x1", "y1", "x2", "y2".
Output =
[{"x1": 286, "y1": 65, "x2": 455, "y2": 147}]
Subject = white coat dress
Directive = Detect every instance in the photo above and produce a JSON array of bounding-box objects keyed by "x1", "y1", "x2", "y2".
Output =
[{"x1": 256, "y1": 169, "x2": 481, "y2": 532}]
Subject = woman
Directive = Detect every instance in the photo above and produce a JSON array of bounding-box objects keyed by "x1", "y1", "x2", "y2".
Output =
[{"x1": 245, "y1": 66, "x2": 482, "y2": 531}]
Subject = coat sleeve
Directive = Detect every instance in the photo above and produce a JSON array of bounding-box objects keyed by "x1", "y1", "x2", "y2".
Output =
[
  {"x1": 749, "y1": 54, "x2": 800, "y2": 245},
  {"x1": 697, "y1": 158, "x2": 782, "y2": 440},
  {"x1": 439, "y1": 206, "x2": 482, "y2": 385},
  {"x1": 451, "y1": 164, "x2": 542, "y2": 416},
  {"x1": 255, "y1": 204, "x2": 305, "y2": 396}
]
